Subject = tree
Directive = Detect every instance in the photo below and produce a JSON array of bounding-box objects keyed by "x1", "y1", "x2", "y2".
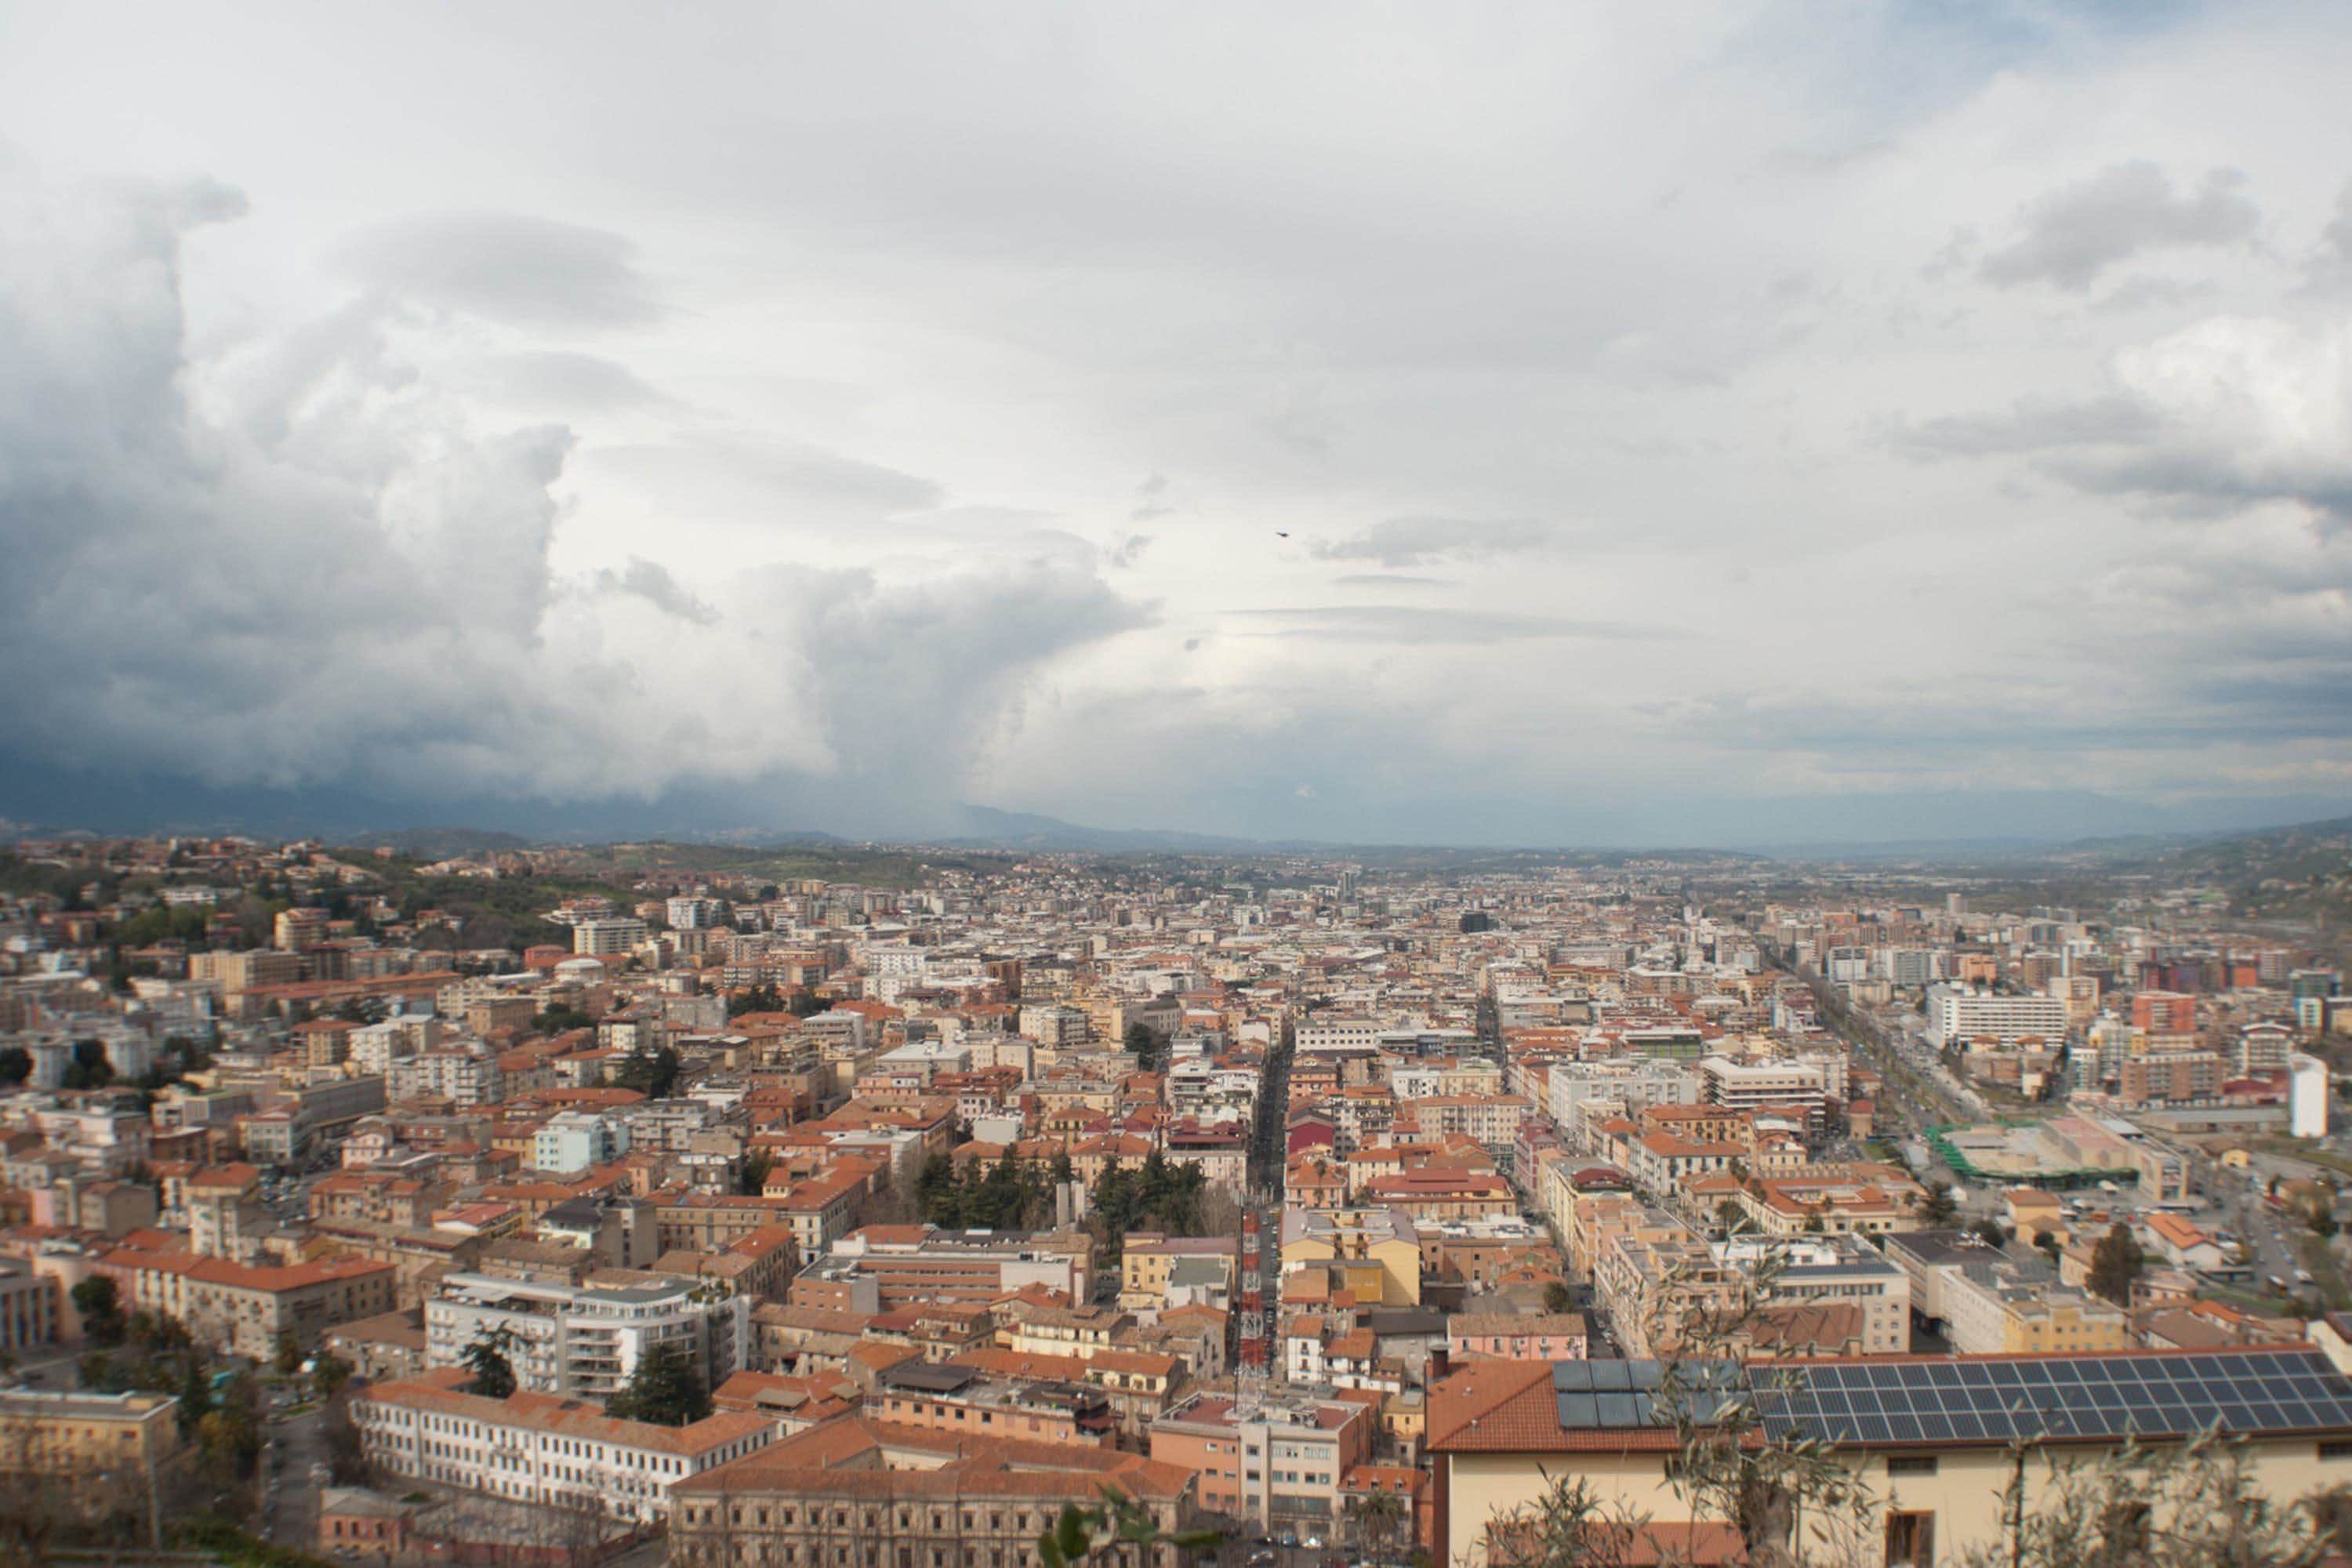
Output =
[
  {"x1": 274, "y1": 1332, "x2": 303, "y2": 1377},
  {"x1": 1348, "y1": 1487, "x2": 1409, "y2": 1557},
  {"x1": 1918, "y1": 1181, "x2": 1959, "y2": 1229},
  {"x1": 1036, "y1": 1485, "x2": 1221, "y2": 1568},
  {"x1": 71, "y1": 1275, "x2": 125, "y2": 1345},
  {"x1": 1485, "y1": 1470, "x2": 1647, "y2": 1568},
  {"x1": 605, "y1": 1342, "x2": 710, "y2": 1427},
  {"x1": 1958, "y1": 1430, "x2": 2331, "y2": 1568},
  {"x1": 738, "y1": 1149, "x2": 776, "y2": 1196},
  {"x1": 612, "y1": 1044, "x2": 681, "y2": 1099},
  {"x1": 62, "y1": 1039, "x2": 114, "y2": 1091},
  {"x1": 727, "y1": 984, "x2": 786, "y2": 1018},
  {"x1": 1971, "y1": 1219, "x2": 2010, "y2": 1250},
  {"x1": 1543, "y1": 1281, "x2": 1575, "y2": 1315},
  {"x1": 788, "y1": 987, "x2": 827, "y2": 1018},
  {"x1": 312, "y1": 1350, "x2": 354, "y2": 1403},
  {"x1": 535, "y1": 1004, "x2": 597, "y2": 1035},
  {"x1": 463, "y1": 1326, "x2": 518, "y2": 1399},
  {"x1": 2034, "y1": 1229, "x2": 2063, "y2": 1261},
  {"x1": 2088, "y1": 1222, "x2": 2144, "y2": 1306},
  {"x1": 0, "y1": 1047, "x2": 28, "y2": 1087}
]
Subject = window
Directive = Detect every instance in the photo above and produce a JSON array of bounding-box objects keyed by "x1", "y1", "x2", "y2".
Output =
[
  {"x1": 1885, "y1": 1512, "x2": 1934, "y2": 1568},
  {"x1": 1886, "y1": 1457, "x2": 1937, "y2": 1476},
  {"x1": 2322, "y1": 1442, "x2": 2352, "y2": 1461}
]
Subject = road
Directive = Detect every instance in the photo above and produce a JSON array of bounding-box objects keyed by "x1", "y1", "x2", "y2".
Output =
[{"x1": 260, "y1": 1401, "x2": 329, "y2": 1554}]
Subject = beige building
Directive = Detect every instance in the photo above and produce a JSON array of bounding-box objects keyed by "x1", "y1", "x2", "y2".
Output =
[
  {"x1": 1432, "y1": 1346, "x2": 2352, "y2": 1568},
  {"x1": 670, "y1": 1417, "x2": 1202, "y2": 1568},
  {"x1": 101, "y1": 1244, "x2": 398, "y2": 1359}
]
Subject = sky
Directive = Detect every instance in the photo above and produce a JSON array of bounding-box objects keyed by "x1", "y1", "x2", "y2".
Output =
[{"x1": 2, "y1": 1, "x2": 2350, "y2": 848}]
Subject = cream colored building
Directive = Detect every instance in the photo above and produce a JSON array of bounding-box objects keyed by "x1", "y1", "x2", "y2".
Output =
[{"x1": 1431, "y1": 1346, "x2": 2352, "y2": 1568}]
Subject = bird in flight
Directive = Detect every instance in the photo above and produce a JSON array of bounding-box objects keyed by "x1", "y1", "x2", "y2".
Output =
[{"x1": 1276, "y1": 531, "x2": 1290, "y2": 538}]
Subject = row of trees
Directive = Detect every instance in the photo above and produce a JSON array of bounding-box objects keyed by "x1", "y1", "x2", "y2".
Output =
[{"x1": 916, "y1": 1150, "x2": 1067, "y2": 1232}]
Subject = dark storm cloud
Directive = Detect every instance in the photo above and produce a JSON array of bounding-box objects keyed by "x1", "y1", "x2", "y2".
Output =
[
  {"x1": 0, "y1": 170, "x2": 1142, "y2": 811},
  {"x1": 1976, "y1": 162, "x2": 2259, "y2": 290},
  {"x1": 333, "y1": 211, "x2": 663, "y2": 326}
]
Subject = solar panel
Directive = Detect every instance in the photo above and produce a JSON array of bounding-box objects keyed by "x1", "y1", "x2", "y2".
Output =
[
  {"x1": 1553, "y1": 1362, "x2": 1595, "y2": 1392},
  {"x1": 1753, "y1": 1350, "x2": 2352, "y2": 1447},
  {"x1": 1556, "y1": 1392, "x2": 1599, "y2": 1428},
  {"x1": 1590, "y1": 1361, "x2": 1633, "y2": 1392},
  {"x1": 1595, "y1": 1393, "x2": 1642, "y2": 1428}
]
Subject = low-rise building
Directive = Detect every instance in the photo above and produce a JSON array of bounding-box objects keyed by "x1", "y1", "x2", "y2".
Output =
[{"x1": 354, "y1": 1367, "x2": 780, "y2": 1523}]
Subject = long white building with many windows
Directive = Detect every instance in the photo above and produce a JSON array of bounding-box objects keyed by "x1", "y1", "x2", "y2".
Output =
[{"x1": 353, "y1": 1368, "x2": 779, "y2": 1522}]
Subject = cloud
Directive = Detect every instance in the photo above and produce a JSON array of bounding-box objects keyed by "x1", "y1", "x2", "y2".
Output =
[
  {"x1": 1310, "y1": 517, "x2": 1560, "y2": 568},
  {"x1": 1976, "y1": 162, "x2": 2259, "y2": 291},
  {"x1": 332, "y1": 211, "x2": 663, "y2": 326},
  {"x1": 0, "y1": 169, "x2": 1141, "y2": 811},
  {"x1": 585, "y1": 431, "x2": 944, "y2": 522},
  {"x1": 591, "y1": 557, "x2": 718, "y2": 624},
  {"x1": 1131, "y1": 471, "x2": 1174, "y2": 521},
  {"x1": 1225, "y1": 607, "x2": 1657, "y2": 644},
  {"x1": 471, "y1": 350, "x2": 672, "y2": 412},
  {"x1": 1887, "y1": 314, "x2": 2352, "y2": 528}
]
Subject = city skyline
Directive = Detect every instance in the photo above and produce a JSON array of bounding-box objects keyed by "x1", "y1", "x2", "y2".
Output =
[{"x1": 5, "y1": 2, "x2": 2352, "y2": 845}]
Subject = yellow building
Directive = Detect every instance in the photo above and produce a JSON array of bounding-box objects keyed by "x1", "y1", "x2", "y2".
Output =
[
  {"x1": 1280, "y1": 1207, "x2": 1422, "y2": 1305},
  {"x1": 0, "y1": 1388, "x2": 184, "y2": 1539},
  {"x1": 1431, "y1": 1346, "x2": 2352, "y2": 1568},
  {"x1": 1120, "y1": 1234, "x2": 1240, "y2": 1308}
]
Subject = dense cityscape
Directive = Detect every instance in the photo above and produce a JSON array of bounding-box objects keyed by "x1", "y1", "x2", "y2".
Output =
[
  {"x1": 2, "y1": 826, "x2": 2350, "y2": 1565},
  {"x1": 9, "y1": 2, "x2": 2352, "y2": 1565}
]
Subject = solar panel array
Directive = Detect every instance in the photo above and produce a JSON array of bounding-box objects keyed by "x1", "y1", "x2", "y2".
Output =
[
  {"x1": 1758, "y1": 1349, "x2": 2352, "y2": 1446},
  {"x1": 1552, "y1": 1359, "x2": 1744, "y2": 1431},
  {"x1": 1548, "y1": 1350, "x2": 2352, "y2": 1446}
]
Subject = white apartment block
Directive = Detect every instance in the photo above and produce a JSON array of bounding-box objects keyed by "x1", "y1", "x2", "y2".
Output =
[
  {"x1": 1296, "y1": 1018, "x2": 1381, "y2": 1054},
  {"x1": 425, "y1": 1272, "x2": 750, "y2": 1403},
  {"x1": 1928, "y1": 989, "x2": 2069, "y2": 1047},
  {"x1": 1699, "y1": 1056, "x2": 1829, "y2": 1116}
]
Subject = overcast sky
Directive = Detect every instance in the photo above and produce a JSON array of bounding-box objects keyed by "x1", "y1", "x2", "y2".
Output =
[{"x1": 3, "y1": 1, "x2": 2350, "y2": 846}]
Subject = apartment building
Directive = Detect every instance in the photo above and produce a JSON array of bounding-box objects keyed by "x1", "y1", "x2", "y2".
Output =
[
  {"x1": 872, "y1": 1360, "x2": 1116, "y2": 1448},
  {"x1": 573, "y1": 918, "x2": 651, "y2": 958},
  {"x1": 1280, "y1": 1208, "x2": 1422, "y2": 1307},
  {"x1": 424, "y1": 1271, "x2": 751, "y2": 1401},
  {"x1": 1928, "y1": 989, "x2": 2069, "y2": 1047},
  {"x1": 0, "y1": 1257, "x2": 61, "y2": 1354},
  {"x1": 1150, "y1": 1391, "x2": 1375, "y2": 1532},
  {"x1": 1716, "y1": 1236, "x2": 1909, "y2": 1356},
  {"x1": 100, "y1": 1245, "x2": 397, "y2": 1359},
  {"x1": 1446, "y1": 1312, "x2": 1588, "y2": 1363},
  {"x1": 786, "y1": 1225, "x2": 1091, "y2": 1312},
  {"x1": 354, "y1": 1368, "x2": 779, "y2": 1523}
]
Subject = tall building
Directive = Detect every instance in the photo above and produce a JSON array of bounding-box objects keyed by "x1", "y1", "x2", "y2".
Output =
[{"x1": 1926, "y1": 989, "x2": 2068, "y2": 1047}]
